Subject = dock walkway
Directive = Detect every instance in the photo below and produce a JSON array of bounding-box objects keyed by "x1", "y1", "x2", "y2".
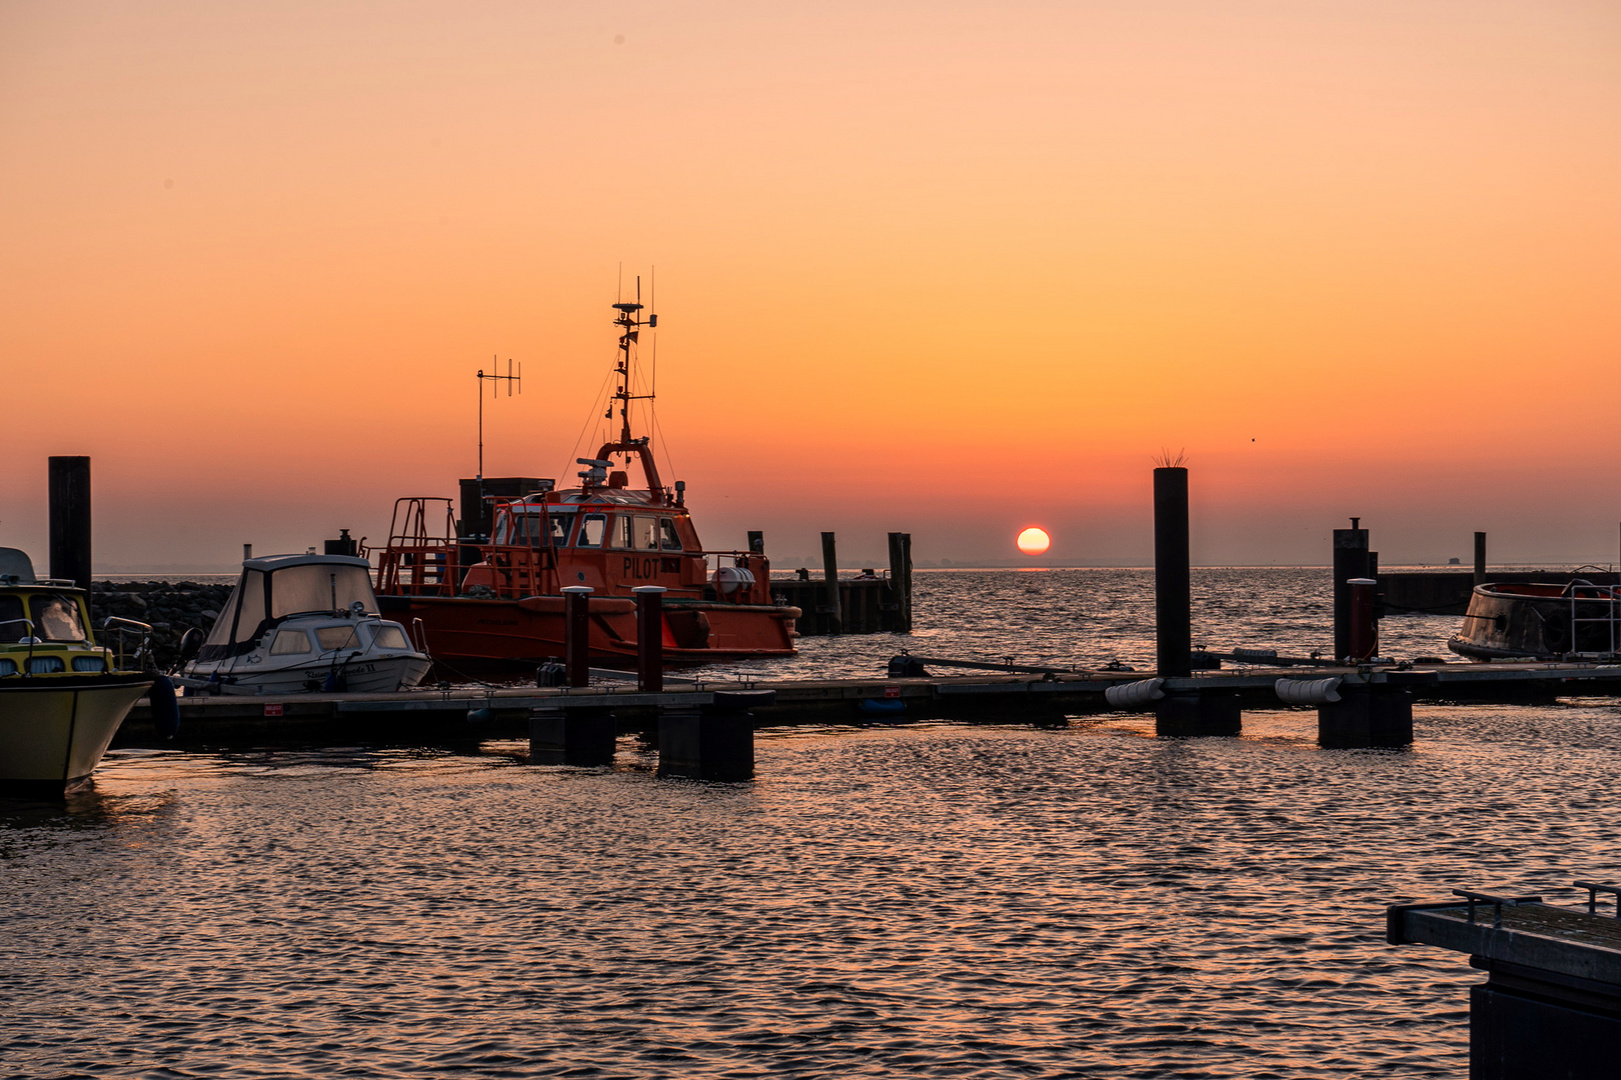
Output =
[{"x1": 116, "y1": 659, "x2": 1621, "y2": 746}]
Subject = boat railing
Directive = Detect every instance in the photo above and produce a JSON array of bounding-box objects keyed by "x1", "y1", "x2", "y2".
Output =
[
  {"x1": 376, "y1": 497, "x2": 461, "y2": 597},
  {"x1": 1558, "y1": 582, "x2": 1621, "y2": 657},
  {"x1": 101, "y1": 616, "x2": 155, "y2": 672}
]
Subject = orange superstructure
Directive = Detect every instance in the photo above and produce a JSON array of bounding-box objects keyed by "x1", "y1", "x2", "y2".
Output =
[{"x1": 373, "y1": 295, "x2": 799, "y2": 669}]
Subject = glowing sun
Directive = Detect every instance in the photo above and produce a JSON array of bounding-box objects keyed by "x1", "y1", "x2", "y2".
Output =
[{"x1": 1016, "y1": 527, "x2": 1051, "y2": 556}]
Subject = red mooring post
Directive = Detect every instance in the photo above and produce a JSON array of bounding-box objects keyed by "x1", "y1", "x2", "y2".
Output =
[
  {"x1": 1348, "y1": 577, "x2": 1378, "y2": 661},
  {"x1": 633, "y1": 585, "x2": 666, "y2": 692},
  {"x1": 562, "y1": 586, "x2": 592, "y2": 687}
]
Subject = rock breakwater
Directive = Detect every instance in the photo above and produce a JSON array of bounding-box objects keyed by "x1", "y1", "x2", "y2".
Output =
[{"x1": 92, "y1": 582, "x2": 233, "y2": 671}]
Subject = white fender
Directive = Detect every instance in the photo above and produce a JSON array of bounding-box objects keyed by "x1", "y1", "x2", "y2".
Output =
[
  {"x1": 1276, "y1": 676, "x2": 1343, "y2": 705},
  {"x1": 1104, "y1": 677, "x2": 1166, "y2": 708}
]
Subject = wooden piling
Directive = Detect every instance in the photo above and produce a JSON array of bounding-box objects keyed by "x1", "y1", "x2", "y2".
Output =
[
  {"x1": 47, "y1": 456, "x2": 92, "y2": 592},
  {"x1": 887, "y1": 532, "x2": 913, "y2": 632},
  {"x1": 1474, "y1": 531, "x2": 1487, "y2": 586},
  {"x1": 820, "y1": 531, "x2": 842, "y2": 635}
]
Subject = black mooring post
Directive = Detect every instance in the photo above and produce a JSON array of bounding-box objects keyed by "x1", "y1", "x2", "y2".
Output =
[
  {"x1": 1332, "y1": 519, "x2": 1371, "y2": 661},
  {"x1": 634, "y1": 585, "x2": 665, "y2": 692},
  {"x1": 562, "y1": 586, "x2": 591, "y2": 688},
  {"x1": 887, "y1": 531, "x2": 913, "y2": 632},
  {"x1": 1474, "y1": 531, "x2": 1488, "y2": 586},
  {"x1": 1154, "y1": 466, "x2": 1191, "y2": 679},
  {"x1": 48, "y1": 456, "x2": 92, "y2": 593},
  {"x1": 821, "y1": 531, "x2": 842, "y2": 635}
]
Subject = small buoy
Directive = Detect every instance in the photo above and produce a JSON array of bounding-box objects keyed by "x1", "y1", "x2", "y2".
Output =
[
  {"x1": 858, "y1": 698, "x2": 906, "y2": 718},
  {"x1": 466, "y1": 707, "x2": 494, "y2": 724},
  {"x1": 149, "y1": 675, "x2": 180, "y2": 739}
]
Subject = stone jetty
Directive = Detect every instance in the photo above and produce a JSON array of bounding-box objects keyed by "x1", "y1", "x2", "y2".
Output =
[{"x1": 92, "y1": 581, "x2": 233, "y2": 671}]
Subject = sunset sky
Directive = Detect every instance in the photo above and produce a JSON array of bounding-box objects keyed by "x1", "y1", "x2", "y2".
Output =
[{"x1": 3, "y1": 1, "x2": 1618, "y2": 570}]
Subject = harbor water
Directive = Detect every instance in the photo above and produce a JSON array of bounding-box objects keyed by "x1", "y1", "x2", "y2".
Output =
[{"x1": 6, "y1": 568, "x2": 1617, "y2": 1077}]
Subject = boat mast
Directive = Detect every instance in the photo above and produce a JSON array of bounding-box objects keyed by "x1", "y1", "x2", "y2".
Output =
[
  {"x1": 610, "y1": 278, "x2": 656, "y2": 449},
  {"x1": 598, "y1": 277, "x2": 665, "y2": 500}
]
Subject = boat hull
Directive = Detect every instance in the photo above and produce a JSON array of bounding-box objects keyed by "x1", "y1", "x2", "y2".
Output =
[
  {"x1": 182, "y1": 654, "x2": 434, "y2": 696},
  {"x1": 0, "y1": 675, "x2": 153, "y2": 796},
  {"x1": 377, "y1": 593, "x2": 798, "y2": 668},
  {"x1": 1449, "y1": 582, "x2": 1621, "y2": 661}
]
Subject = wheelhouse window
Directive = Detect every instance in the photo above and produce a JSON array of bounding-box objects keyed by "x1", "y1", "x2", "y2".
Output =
[
  {"x1": 550, "y1": 514, "x2": 571, "y2": 544},
  {"x1": 316, "y1": 626, "x2": 360, "y2": 651},
  {"x1": 270, "y1": 629, "x2": 313, "y2": 655},
  {"x1": 0, "y1": 596, "x2": 25, "y2": 642},
  {"x1": 611, "y1": 515, "x2": 634, "y2": 550},
  {"x1": 31, "y1": 594, "x2": 85, "y2": 642},
  {"x1": 659, "y1": 519, "x2": 683, "y2": 551},
  {"x1": 633, "y1": 516, "x2": 658, "y2": 550},
  {"x1": 370, "y1": 625, "x2": 409, "y2": 649},
  {"x1": 577, "y1": 514, "x2": 606, "y2": 547}
]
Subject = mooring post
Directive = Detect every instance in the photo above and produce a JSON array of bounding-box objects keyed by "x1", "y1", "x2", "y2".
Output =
[
  {"x1": 1348, "y1": 577, "x2": 1378, "y2": 661},
  {"x1": 1152, "y1": 465, "x2": 1239, "y2": 736},
  {"x1": 1474, "y1": 531, "x2": 1488, "y2": 586},
  {"x1": 887, "y1": 531, "x2": 913, "y2": 632},
  {"x1": 562, "y1": 585, "x2": 591, "y2": 688},
  {"x1": 821, "y1": 531, "x2": 842, "y2": 635},
  {"x1": 1332, "y1": 518, "x2": 1371, "y2": 661},
  {"x1": 1153, "y1": 466, "x2": 1191, "y2": 679},
  {"x1": 529, "y1": 706, "x2": 616, "y2": 766},
  {"x1": 657, "y1": 689, "x2": 775, "y2": 781},
  {"x1": 47, "y1": 456, "x2": 92, "y2": 593},
  {"x1": 633, "y1": 585, "x2": 666, "y2": 692}
]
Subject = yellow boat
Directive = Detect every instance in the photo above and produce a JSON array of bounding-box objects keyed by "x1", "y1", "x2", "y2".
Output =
[{"x1": 1, "y1": 547, "x2": 152, "y2": 796}]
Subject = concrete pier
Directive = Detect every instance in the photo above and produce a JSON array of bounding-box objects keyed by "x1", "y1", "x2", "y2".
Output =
[
  {"x1": 1389, "y1": 885, "x2": 1621, "y2": 1080},
  {"x1": 528, "y1": 706, "x2": 616, "y2": 766},
  {"x1": 656, "y1": 689, "x2": 775, "y2": 781}
]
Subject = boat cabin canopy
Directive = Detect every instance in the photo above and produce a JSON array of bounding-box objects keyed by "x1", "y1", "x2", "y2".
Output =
[{"x1": 200, "y1": 554, "x2": 379, "y2": 661}]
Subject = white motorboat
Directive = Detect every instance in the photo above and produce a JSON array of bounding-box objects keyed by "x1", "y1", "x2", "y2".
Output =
[
  {"x1": 180, "y1": 553, "x2": 432, "y2": 695},
  {"x1": 1, "y1": 546, "x2": 153, "y2": 796}
]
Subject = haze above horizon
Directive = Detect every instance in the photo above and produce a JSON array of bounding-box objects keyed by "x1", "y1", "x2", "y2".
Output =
[{"x1": 3, "y1": 1, "x2": 1618, "y2": 570}]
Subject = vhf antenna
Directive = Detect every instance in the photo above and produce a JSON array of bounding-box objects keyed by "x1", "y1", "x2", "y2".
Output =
[{"x1": 477, "y1": 356, "x2": 522, "y2": 482}]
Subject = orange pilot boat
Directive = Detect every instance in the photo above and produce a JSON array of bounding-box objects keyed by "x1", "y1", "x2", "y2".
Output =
[{"x1": 372, "y1": 296, "x2": 799, "y2": 670}]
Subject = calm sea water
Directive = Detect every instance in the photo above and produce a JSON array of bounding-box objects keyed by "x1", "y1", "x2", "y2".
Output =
[{"x1": 6, "y1": 569, "x2": 1614, "y2": 1078}]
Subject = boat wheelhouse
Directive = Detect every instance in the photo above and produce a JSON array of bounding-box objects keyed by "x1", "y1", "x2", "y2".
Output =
[
  {"x1": 181, "y1": 553, "x2": 431, "y2": 694},
  {"x1": 0, "y1": 547, "x2": 152, "y2": 795},
  {"x1": 373, "y1": 295, "x2": 798, "y2": 668}
]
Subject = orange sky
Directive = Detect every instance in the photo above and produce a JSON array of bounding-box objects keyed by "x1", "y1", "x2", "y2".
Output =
[{"x1": 3, "y1": 1, "x2": 1619, "y2": 570}]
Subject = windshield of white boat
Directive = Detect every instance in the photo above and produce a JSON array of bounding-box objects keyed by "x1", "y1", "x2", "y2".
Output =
[
  {"x1": 270, "y1": 564, "x2": 377, "y2": 618},
  {"x1": 31, "y1": 593, "x2": 86, "y2": 642},
  {"x1": 0, "y1": 595, "x2": 25, "y2": 642}
]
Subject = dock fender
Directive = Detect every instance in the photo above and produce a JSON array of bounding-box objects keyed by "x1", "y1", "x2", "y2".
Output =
[
  {"x1": 149, "y1": 675, "x2": 181, "y2": 739},
  {"x1": 1103, "y1": 678, "x2": 1165, "y2": 709},
  {"x1": 1275, "y1": 676, "x2": 1342, "y2": 705}
]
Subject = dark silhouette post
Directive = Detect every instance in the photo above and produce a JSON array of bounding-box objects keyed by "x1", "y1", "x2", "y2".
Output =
[
  {"x1": 887, "y1": 532, "x2": 913, "y2": 632},
  {"x1": 1154, "y1": 466, "x2": 1191, "y2": 679},
  {"x1": 634, "y1": 586, "x2": 666, "y2": 692},
  {"x1": 48, "y1": 456, "x2": 92, "y2": 592},
  {"x1": 1474, "y1": 531, "x2": 1488, "y2": 586},
  {"x1": 562, "y1": 586, "x2": 591, "y2": 687},
  {"x1": 821, "y1": 531, "x2": 842, "y2": 635},
  {"x1": 1332, "y1": 518, "x2": 1371, "y2": 661}
]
